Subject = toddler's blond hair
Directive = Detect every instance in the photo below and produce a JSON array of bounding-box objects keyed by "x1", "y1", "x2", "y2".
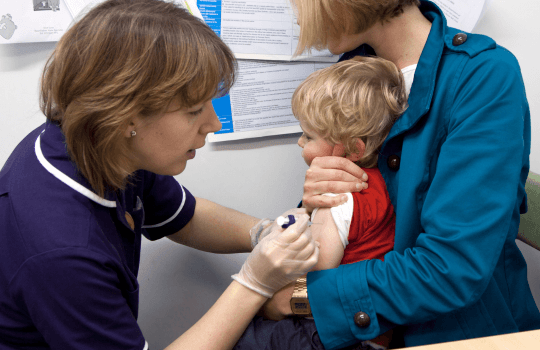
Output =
[{"x1": 292, "y1": 56, "x2": 408, "y2": 168}]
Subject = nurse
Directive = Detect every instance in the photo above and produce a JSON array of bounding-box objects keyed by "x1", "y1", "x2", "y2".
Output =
[
  {"x1": 0, "y1": 0, "x2": 318, "y2": 349},
  {"x1": 262, "y1": 0, "x2": 540, "y2": 349}
]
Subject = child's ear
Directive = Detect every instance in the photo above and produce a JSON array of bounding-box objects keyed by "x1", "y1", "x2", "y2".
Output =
[
  {"x1": 332, "y1": 139, "x2": 365, "y2": 162},
  {"x1": 332, "y1": 143, "x2": 346, "y2": 157},
  {"x1": 348, "y1": 139, "x2": 366, "y2": 162}
]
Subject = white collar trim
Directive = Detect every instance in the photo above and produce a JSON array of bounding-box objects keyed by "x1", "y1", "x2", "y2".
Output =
[
  {"x1": 35, "y1": 132, "x2": 117, "y2": 208},
  {"x1": 142, "y1": 185, "x2": 186, "y2": 229}
]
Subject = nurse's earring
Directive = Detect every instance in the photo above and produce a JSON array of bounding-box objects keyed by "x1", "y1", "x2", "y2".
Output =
[{"x1": 125, "y1": 121, "x2": 137, "y2": 138}]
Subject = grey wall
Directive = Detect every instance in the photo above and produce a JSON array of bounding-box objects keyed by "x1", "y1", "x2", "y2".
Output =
[{"x1": 1, "y1": 1, "x2": 539, "y2": 348}]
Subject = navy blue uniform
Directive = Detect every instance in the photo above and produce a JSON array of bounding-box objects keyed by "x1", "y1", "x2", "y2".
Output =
[{"x1": 0, "y1": 122, "x2": 196, "y2": 349}]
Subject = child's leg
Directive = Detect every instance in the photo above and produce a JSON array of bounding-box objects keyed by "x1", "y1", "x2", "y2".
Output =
[
  {"x1": 234, "y1": 316, "x2": 324, "y2": 350},
  {"x1": 235, "y1": 316, "x2": 393, "y2": 350}
]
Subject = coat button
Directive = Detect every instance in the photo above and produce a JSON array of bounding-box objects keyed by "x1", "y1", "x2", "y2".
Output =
[
  {"x1": 354, "y1": 311, "x2": 371, "y2": 327},
  {"x1": 452, "y1": 33, "x2": 467, "y2": 46},
  {"x1": 387, "y1": 155, "x2": 400, "y2": 171}
]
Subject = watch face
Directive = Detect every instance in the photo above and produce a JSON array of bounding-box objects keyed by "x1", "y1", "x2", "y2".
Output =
[{"x1": 291, "y1": 298, "x2": 311, "y2": 315}]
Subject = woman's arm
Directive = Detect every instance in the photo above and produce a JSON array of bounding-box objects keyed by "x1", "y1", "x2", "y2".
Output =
[
  {"x1": 166, "y1": 215, "x2": 319, "y2": 350},
  {"x1": 167, "y1": 197, "x2": 259, "y2": 253},
  {"x1": 165, "y1": 281, "x2": 267, "y2": 350}
]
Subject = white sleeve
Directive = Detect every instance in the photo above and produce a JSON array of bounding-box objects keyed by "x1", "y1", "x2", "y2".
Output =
[{"x1": 310, "y1": 193, "x2": 354, "y2": 249}]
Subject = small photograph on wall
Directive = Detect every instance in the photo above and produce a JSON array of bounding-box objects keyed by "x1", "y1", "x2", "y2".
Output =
[
  {"x1": 34, "y1": 0, "x2": 61, "y2": 12},
  {"x1": 1, "y1": 0, "x2": 71, "y2": 44}
]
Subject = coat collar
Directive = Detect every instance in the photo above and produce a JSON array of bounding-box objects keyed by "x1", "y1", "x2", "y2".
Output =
[
  {"x1": 386, "y1": 0, "x2": 496, "y2": 141},
  {"x1": 339, "y1": 1, "x2": 447, "y2": 141},
  {"x1": 386, "y1": 0, "x2": 446, "y2": 140}
]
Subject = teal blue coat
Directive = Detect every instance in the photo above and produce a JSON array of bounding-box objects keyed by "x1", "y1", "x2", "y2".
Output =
[{"x1": 307, "y1": 1, "x2": 540, "y2": 348}]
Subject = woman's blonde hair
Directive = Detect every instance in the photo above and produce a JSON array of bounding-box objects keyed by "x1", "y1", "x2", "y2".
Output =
[
  {"x1": 292, "y1": 56, "x2": 408, "y2": 168},
  {"x1": 40, "y1": 0, "x2": 236, "y2": 197},
  {"x1": 291, "y1": 0, "x2": 421, "y2": 55}
]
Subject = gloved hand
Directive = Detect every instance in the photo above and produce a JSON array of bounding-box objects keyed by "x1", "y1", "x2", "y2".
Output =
[
  {"x1": 233, "y1": 214, "x2": 319, "y2": 298},
  {"x1": 249, "y1": 218, "x2": 273, "y2": 249},
  {"x1": 249, "y1": 208, "x2": 308, "y2": 248}
]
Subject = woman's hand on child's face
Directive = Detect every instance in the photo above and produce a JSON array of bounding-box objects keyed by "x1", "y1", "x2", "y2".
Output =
[{"x1": 302, "y1": 156, "x2": 368, "y2": 212}]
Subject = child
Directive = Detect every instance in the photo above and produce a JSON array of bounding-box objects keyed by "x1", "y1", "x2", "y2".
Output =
[
  {"x1": 238, "y1": 56, "x2": 408, "y2": 350},
  {"x1": 292, "y1": 55, "x2": 407, "y2": 269}
]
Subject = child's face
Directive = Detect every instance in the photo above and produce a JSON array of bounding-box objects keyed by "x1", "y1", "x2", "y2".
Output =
[{"x1": 297, "y1": 118, "x2": 334, "y2": 166}]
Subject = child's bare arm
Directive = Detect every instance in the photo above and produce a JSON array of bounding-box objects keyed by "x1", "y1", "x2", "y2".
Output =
[
  {"x1": 310, "y1": 207, "x2": 344, "y2": 270},
  {"x1": 260, "y1": 207, "x2": 344, "y2": 320}
]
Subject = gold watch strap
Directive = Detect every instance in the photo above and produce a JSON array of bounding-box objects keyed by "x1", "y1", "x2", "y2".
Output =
[
  {"x1": 290, "y1": 277, "x2": 312, "y2": 317},
  {"x1": 292, "y1": 277, "x2": 308, "y2": 298}
]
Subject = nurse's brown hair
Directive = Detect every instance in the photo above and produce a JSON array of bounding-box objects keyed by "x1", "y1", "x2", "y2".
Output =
[
  {"x1": 291, "y1": 0, "x2": 421, "y2": 56},
  {"x1": 292, "y1": 56, "x2": 408, "y2": 168},
  {"x1": 40, "y1": 0, "x2": 236, "y2": 197}
]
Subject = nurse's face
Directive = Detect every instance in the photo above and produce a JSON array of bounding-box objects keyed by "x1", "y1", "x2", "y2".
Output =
[{"x1": 128, "y1": 99, "x2": 222, "y2": 176}]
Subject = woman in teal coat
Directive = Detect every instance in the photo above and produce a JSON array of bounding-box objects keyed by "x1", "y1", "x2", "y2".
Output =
[{"x1": 265, "y1": 0, "x2": 540, "y2": 348}]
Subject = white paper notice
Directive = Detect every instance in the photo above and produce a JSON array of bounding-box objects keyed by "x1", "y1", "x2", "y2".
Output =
[
  {"x1": 431, "y1": 0, "x2": 487, "y2": 32},
  {"x1": 63, "y1": 0, "x2": 91, "y2": 19},
  {"x1": 0, "y1": 0, "x2": 203, "y2": 44},
  {"x1": 1, "y1": 1, "x2": 73, "y2": 44},
  {"x1": 197, "y1": 0, "x2": 339, "y2": 62},
  {"x1": 182, "y1": 0, "x2": 204, "y2": 19},
  {"x1": 208, "y1": 60, "x2": 332, "y2": 142},
  {"x1": 63, "y1": 0, "x2": 203, "y2": 20}
]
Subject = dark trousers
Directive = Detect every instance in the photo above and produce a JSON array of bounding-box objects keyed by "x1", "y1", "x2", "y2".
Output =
[
  {"x1": 234, "y1": 316, "x2": 393, "y2": 350},
  {"x1": 234, "y1": 316, "x2": 324, "y2": 350}
]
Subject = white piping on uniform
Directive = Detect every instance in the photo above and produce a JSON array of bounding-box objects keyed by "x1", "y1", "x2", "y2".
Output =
[
  {"x1": 143, "y1": 341, "x2": 149, "y2": 350},
  {"x1": 34, "y1": 133, "x2": 117, "y2": 208},
  {"x1": 142, "y1": 185, "x2": 186, "y2": 229}
]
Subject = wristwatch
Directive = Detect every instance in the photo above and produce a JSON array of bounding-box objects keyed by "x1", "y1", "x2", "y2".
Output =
[{"x1": 290, "y1": 277, "x2": 312, "y2": 317}]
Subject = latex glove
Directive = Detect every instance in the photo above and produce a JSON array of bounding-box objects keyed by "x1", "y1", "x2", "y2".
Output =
[
  {"x1": 249, "y1": 218, "x2": 273, "y2": 249},
  {"x1": 302, "y1": 156, "x2": 368, "y2": 212},
  {"x1": 249, "y1": 208, "x2": 308, "y2": 248},
  {"x1": 233, "y1": 214, "x2": 319, "y2": 298}
]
